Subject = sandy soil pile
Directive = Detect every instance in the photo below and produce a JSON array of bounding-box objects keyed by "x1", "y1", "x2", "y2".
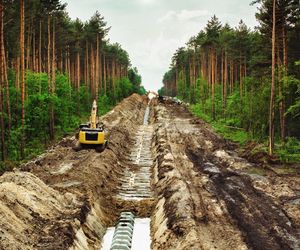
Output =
[{"x1": 0, "y1": 171, "x2": 82, "y2": 249}]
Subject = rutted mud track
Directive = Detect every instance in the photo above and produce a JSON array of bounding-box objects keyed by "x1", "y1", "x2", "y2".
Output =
[
  {"x1": 151, "y1": 102, "x2": 300, "y2": 250},
  {"x1": 0, "y1": 94, "x2": 299, "y2": 250}
]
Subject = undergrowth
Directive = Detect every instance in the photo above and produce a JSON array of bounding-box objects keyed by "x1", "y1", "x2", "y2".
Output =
[{"x1": 190, "y1": 104, "x2": 300, "y2": 164}]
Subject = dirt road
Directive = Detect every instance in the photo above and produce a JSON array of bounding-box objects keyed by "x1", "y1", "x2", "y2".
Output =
[{"x1": 0, "y1": 94, "x2": 299, "y2": 250}]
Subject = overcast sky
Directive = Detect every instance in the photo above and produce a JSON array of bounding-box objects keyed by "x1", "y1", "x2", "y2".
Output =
[{"x1": 64, "y1": 0, "x2": 259, "y2": 91}]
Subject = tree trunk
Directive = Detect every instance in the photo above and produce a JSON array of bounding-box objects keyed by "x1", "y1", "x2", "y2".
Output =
[
  {"x1": 50, "y1": 17, "x2": 56, "y2": 141},
  {"x1": 189, "y1": 56, "x2": 193, "y2": 89},
  {"x1": 47, "y1": 15, "x2": 54, "y2": 141},
  {"x1": 215, "y1": 53, "x2": 218, "y2": 84},
  {"x1": 70, "y1": 58, "x2": 74, "y2": 87},
  {"x1": 1, "y1": 10, "x2": 11, "y2": 131},
  {"x1": 175, "y1": 68, "x2": 178, "y2": 94},
  {"x1": 20, "y1": 0, "x2": 25, "y2": 159},
  {"x1": 91, "y1": 44, "x2": 95, "y2": 97},
  {"x1": 96, "y1": 34, "x2": 99, "y2": 100},
  {"x1": 39, "y1": 20, "x2": 42, "y2": 72},
  {"x1": 47, "y1": 15, "x2": 51, "y2": 93},
  {"x1": 0, "y1": 79, "x2": 5, "y2": 160},
  {"x1": 99, "y1": 36, "x2": 103, "y2": 95},
  {"x1": 202, "y1": 53, "x2": 205, "y2": 80},
  {"x1": 208, "y1": 49, "x2": 212, "y2": 88},
  {"x1": 280, "y1": 26, "x2": 287, "y2": 144},
  {"x1": 0, "y1": 86, "x2": 5, "y2": 160},
  {"x1": 204, "y1": 52, "x2": 207, "y2": 81},
  {"x1": 269, "y1": 0, "x2": 276, "y2": 155},
  {"x1": 103, "y1": 54, "x2": 106, "y2": 95},
  {"x1": 240, "y1": 53, "x2": 243, "y2": 97},
  {"x1": 16, "y1": 56, "x2": 20, "y2": 90},
  {"x1": 67, "y1": 46, "x2": 71, "y2": 86},
  {"x1": 86, "y1": 42, "x2": 90, "y2": 89},
  {"x1": 59, "y1": 50, "x2": 63, "y2": 72},
  {"x1": 32, "y1": 28, "x2": 36, "y2": 72},
  {"x1": 211, "y1": 48, "x2": 215, "y2": 120},
  {"x1": 0, "y1": 0, "x2": 5, "y2": 160},
  {"x1": 64, "y1": 48, "x2": 68, "y2": 74},
  {"x1": 52, "y1": 18, "x2": 56, "y2": 93},
  {"x1": 112, "y1": 57, "x2": 116, "y2": 97},
  {"x1": 84, "y1": 41, "x2": 87, "y2": 87},
  {"x1": 77, "y1": 51, "x2": 80, "y2": 90},
  {"x1": 25, "y1": 17, "x2": 30, "y2": 70},
  {"x1": 244, "y1": 57, "x2": 247, "y2": 79},
  {"x1": 221, "y1": 49, "x2": 224, "y2": 86},
  {"x1": 224, "y1": 50, "x2": 228, "y2": 117},
  {"x1": 221, "y1": 49, "x2": 225, "y2": 116},
  {"x1": 2, "y1": 44, "x2": 11, "y2": 131},
  {"x1": 229, "y1": 60, "x2": 233, "y2": 93}
]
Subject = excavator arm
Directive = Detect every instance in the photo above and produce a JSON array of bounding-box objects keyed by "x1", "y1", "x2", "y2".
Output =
[
  {"x1": 90, "y1": 100, "x2": 98, "y2": 129},
  {"x1": 74, "y1": 99, "x2": 108, "y2": 152}
]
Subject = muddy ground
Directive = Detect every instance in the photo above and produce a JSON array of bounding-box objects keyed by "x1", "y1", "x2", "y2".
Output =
[
  {"x1": 151, "y1": 102, "x2": 300, "y2": 250},
  {"x1": 0, "y1": 94, "x2": 299, "y2": 250}
]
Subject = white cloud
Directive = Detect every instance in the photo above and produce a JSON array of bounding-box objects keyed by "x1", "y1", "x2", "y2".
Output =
[
  {"x1": 135, "y1": 35, "x2": 183, "y2": 70},
  {"x1": 136, "y1": 0, "x2": 156, "y2": 4},
  {"x1": 157, "y1": 10, "x2": 176, "y2": 23},
  {"x1": 158, "y1": 9, "x2": 210, "y2": 23},
  {"x1": 178, "y1": 9, "x2": 210, "y2": 21}
]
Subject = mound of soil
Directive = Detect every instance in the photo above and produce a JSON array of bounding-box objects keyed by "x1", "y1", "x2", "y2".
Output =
[{"x1": 0, "y1": 94, "x2": 148, "y2": 250}]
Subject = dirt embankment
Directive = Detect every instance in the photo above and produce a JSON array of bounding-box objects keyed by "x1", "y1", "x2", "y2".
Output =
[
  {"x1": 0, "y1": 94, "x2": 148, "y2": 250},
  {"x1": 151, "y1": 102, "x2": 300, "y2": 250}
]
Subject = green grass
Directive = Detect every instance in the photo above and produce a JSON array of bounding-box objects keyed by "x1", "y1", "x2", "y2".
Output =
[
  {"x1": 211, "y1": 122, "x2": 249, "y2": 145},
  {"x1": 189, "y1": 104, "x2": 212, "y2": 123},
  {"x1": 190, "y1": 104, "x2": 249, "y2": 145},
  {"x1": 190, "y1": 104, "x2": 300, "y2": 164},
  {"x1": 276, "y1": 137, "x2": 300, "y2": 163}
]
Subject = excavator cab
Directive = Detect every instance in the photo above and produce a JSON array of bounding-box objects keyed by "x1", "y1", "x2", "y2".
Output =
[{"x1": 74, "y1": 100, "x2": 108, "y2": 152}]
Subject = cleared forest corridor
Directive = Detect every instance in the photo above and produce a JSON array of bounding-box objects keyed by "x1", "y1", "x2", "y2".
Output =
[
  {"x1": 102, "y1": 101, "x2": 154, "y2": 249},
  {"x1": 0, "y1": 0, "x2": 300, "y2": 249},
  {"x1": 0, "y1": 93, "x2": 299, "y2": 250}
]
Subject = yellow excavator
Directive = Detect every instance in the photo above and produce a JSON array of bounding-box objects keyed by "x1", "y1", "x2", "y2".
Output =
[{"x1": 74, "y1": 100, "x2": 108, "y2": 152}]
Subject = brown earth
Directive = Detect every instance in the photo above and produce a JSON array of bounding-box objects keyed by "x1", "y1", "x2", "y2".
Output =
[
  {"x1": 151, "y1": 101, "x2": 300, "y2": 250},
  {"x1": 0, "y1": 94, "x2": 299, "y2": 250}
]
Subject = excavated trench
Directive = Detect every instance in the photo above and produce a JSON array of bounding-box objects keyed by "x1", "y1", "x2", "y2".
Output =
[
  {"x1": 101, "y1": 99, "x2": 155, "y2": 250},
  {"x1": 0, "y1": 93, "x2": 299, "y2": 250}
]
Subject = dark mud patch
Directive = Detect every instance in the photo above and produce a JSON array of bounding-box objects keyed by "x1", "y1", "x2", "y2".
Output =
[{"x1": 187, "y1": 148, "x2": 300, "y2": 250}]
